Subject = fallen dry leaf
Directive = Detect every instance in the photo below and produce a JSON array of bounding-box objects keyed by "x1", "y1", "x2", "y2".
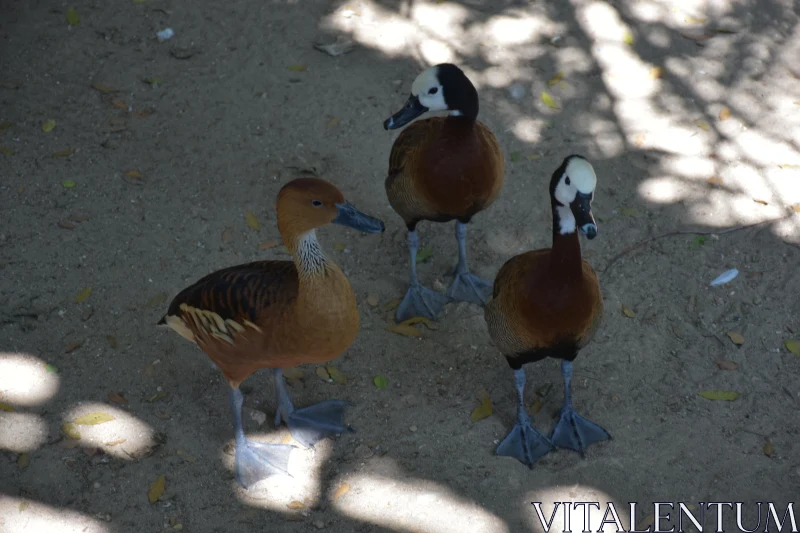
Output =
[
  {"x1": 727, "y1": 331, "x2": 745, "y2": 345},
  {"x1": 111, "y1": 97, "x2": 128, "y2": 110},
  {"x1": 529, "y1": 395, "x2": 543, "y2": 414},
  {"x1": 0, "y1": 401, "x2": 15, "y2": 412},
  {"x1": 681, "y1": 32, "x2": 714, "y2": 41},
  {"x1": 684, "y1": 16, "x2": 707, "y2": 24},
  {"x1": 66, "y1": 7, "x2": 80, "y2": 25},
  {"x1": 74, "y1": 287, "x2": 92, "y2": 303},
  {"x1": 382, "y1": 299, "x2": 401, "y2": 312},
  {"x1": 333, "y1": 243, "x2": 347, "y2": 251},
  {"x1": 104, "y1": 438, "x2": 127, "y2": 446},
  {"x1": 547, "y1": 71, "x2": 564, "y2": 86},
  {"x1": 58, "y1": 221, "x2": 75, "y2": 230},
  {"x1": 74, "y1": 412, "x2": 115, "y2": 425},
  {"x1": 785, "y1": 339, "x2": 800, "y2": 355},
  {"x1": 366, "y1": 293, "x2": 379, "y2": 307},
  {"x1": 146, "y1": 391, "x2": 168, "y2": 403},
  {"x1": 385, "y1": 323, "x2": 423, "y2": 337},
  {"x1": 287, "y1": 501, "x2": 306, "y2": 510},
  {"x1": 316, "y1": 366, "x2": 331, "y2": 381},
  {"x1": 125, "y1": 170, "x2": 143, "y2": 180},
  {"x1": 753, "y1": 199, "x2": 768, "y2": 206},
  {"x1": 283, "y1": 367, "x2": 304, "y2": 380},
  {"x1": 719, "y1": 107, "x2": 731, "y2": 121},
  {"x1": 221, "y1": 228, "x2": 233, "y2": 243},
  {"x1": 648, "y1": 67, "x2": 663, "y2": 79},
  {"x1": 51, "y1": 148, "x2": 74, "y2": 158},
  {"x1": 707, "y1": 176, "x2": 724, "y2": 185},
  {"x1": 258, "y1": 240, "x2": 279, "y2": 250},
  {"x1": 135, "y1": 108, "x2": 154, "y2": 118},
  {"x1": 715, "y1": 360, "x2": 739, "y2": 371},
  {"x1": 19, "y1": 500, "x2": 29, "y2": 512},
  {"x1": 148, "y1": 475, "x2": 166, "y2": 503},
  {"x1": 541, "y1": 91, "x2": 559, "y2": 110},
  {"x1": 622, "y1": 31, "x2": 634, "y2": 45},
  {"x1": 327, "y1": 117, "x2": 341, "y2": 127},
  {"x1": 415, "y1": 246, "x2": 433, "y2": 263},
  {"x1": 791, "y1": 204, "x2": 800, "y2": 213},
  {"x1": 763, "y1": 440, "x2": 775, "y2": 457},
  {"x1": 333, "y1": 483, "x2": 351, "y2": 501},
  {"x1": 18, "y1": 453, "x2": 30, "y2": 469},
  {"x1": 622, "y1": 305, "x2": 636, "y2": 318},
  {"x1": 470, "y1": 390, "x2": 493, "y2": 422},
  {"x1": 698, "y1": 390, "x2": 739, "y2": 401},
  {"x1": 245, "y1": 210, "x2": 260, "y2": 231},
  {"x1": 287, "y1": 65, "x2": 307, "y2": 72},
  {"x1": 399, "y1": 316, "x2": 438, "y2": 330},
  {"x1": 326, "y1": 365, "x2": 347, "y2": 384},
  {"x1": 64, "y1": 341, "x2": 82, "y2": 353},
  {"x1": 107, "y1": 392, "x2": 128, "y2": 404},
  {"x1": 42, "y1": 119, "x2": 56, "y2": 132},
  {"x1": 695, "y1": 120, "x2": 710, "y2": 131},
  {"x1": 91, "y1": 82, "x2": 119, "y2": 94},
  {"x1": 634, "y1": 133, "x2": 646, "y2": 147},
  {"x1": 107, "y1": 335, "x2": 118, "y2": 349},
  {"x1": 62, "y1": 422, "x2": 81, "y2": 440}
]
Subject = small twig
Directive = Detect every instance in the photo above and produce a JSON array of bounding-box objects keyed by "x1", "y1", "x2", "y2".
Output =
[{"x1": 603, "y1": 214, "x2": 793, "y2": 273}]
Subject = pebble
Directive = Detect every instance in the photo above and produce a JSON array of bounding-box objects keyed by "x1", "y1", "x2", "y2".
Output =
[
  {"x1": 248, "y1": 409, "x2": 267, "y2": 426},
  {"x1": 313, "y1": 519, "x2": 325, "y2": 529},
  {"x1": 409, "y1": 425, "x2": 418, "y2": 433}
]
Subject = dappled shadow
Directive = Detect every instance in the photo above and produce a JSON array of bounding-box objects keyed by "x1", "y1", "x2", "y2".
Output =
[{"x1": 2, "y1": 0, "x2": 800, "y2": 531}]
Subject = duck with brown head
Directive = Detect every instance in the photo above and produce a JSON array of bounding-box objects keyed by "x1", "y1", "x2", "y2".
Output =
[
  {"x1": 484, "y1": 155, "x2": 611, "y2": 469},
  {"x1": 383, "y1": 63, "x2": 505, "y2": 322},
  {"x1": 159, "y1": 178, "x2": 384, "y2": 488}
]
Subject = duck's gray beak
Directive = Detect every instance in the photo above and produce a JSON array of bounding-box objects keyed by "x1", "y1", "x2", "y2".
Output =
[
  {"x1": 572, "y1": 192, "x2": 597, "y2": 240},
  {"x1": 333, "y1": 202, "x2": 385, "y2": 234},
  {"x1": 384, "y1": 94, "x2": 428, "y2": 130}
]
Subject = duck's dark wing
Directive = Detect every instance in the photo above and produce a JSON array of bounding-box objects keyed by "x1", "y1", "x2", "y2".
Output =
[{"x1": 158, "y1": 260, "x2": 299, "y2": 344}]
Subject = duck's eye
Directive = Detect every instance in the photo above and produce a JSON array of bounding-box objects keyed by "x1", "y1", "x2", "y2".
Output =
[
  {"x1": 311, "y1": 200, "x2": 323, "y2": 207},
  {"x1": 565, "y1": 177, "x2": 571, "y2": 186},
  {"x1": 428, "y1": 87, "x2": 438, "y2": 95}
]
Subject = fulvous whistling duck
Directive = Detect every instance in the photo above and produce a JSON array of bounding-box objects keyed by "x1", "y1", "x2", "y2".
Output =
[
  {"x1": 158, "y1": 178, "x2": 385, "y2": 488},
  {"x1": 484, "y1": 155, "x2": 610, "y2": 469},
  {"x1": 383, "y1": 63, "x2": 504, "y2": 322}
]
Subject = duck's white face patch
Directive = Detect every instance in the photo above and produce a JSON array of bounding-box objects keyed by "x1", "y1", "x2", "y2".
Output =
[
  {"x1": 553, "y1": 157, "x2": 597, "y2": 206},
  {"x1": 411, "y1": 66, "x2": 448, "y2": 112},
  {"x1": 554, "y1": 157, "x2": 597, "y2": 235}
]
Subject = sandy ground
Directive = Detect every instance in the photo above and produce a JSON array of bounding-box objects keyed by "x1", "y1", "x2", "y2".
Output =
[{"x1": 2, "y1": 0, "x2": 800, "y2": 532}]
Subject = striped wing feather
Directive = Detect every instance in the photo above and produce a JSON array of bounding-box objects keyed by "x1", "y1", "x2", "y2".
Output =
[{"x1": 160, "y1": 261, "x2": 299, "y2": 345}]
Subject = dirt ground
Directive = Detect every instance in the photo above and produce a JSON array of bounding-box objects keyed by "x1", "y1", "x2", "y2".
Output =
[{"x1": 2, "y1": 0, "x2": 800, "y2": 532}]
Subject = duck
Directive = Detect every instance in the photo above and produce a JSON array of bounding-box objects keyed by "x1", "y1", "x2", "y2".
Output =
[
  {"x1": 383, "y1": 63, "x2": 505, "y2": 322},
  {"x1": 483, "y1": 155, "x2": 610, "y2": 469},
  {"x1": 158, "y1": 177, "x2": 385, "y2": 488}
]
